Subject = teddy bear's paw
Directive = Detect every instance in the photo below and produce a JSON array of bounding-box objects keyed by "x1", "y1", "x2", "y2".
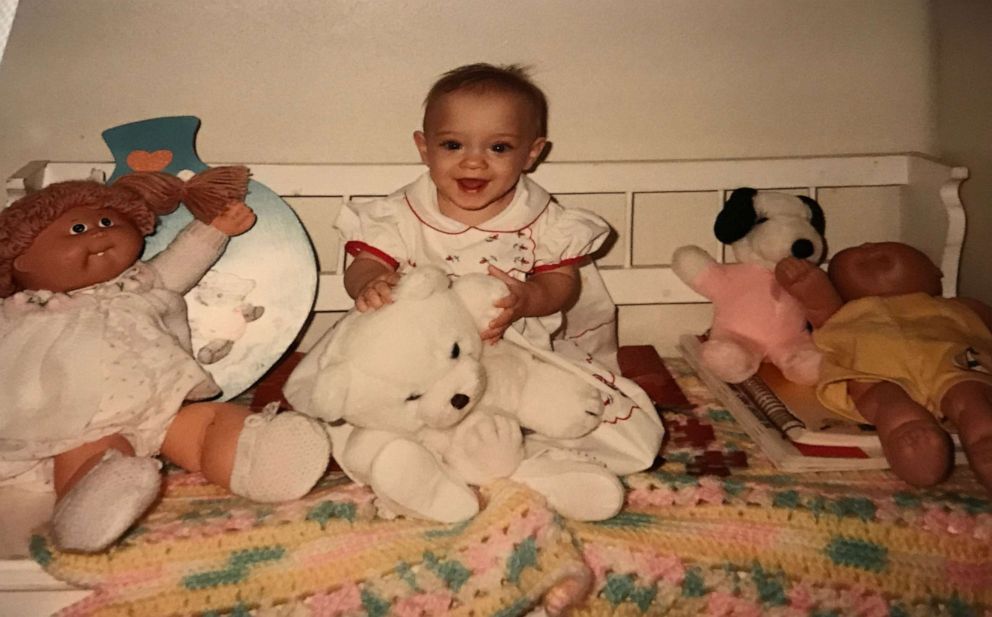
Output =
[
  {"x1": 700, "y1": 338, "x2": 760, "y2": 384},
  {"x1": 513, "y1": 455, "x2": 623, "y2": 521},
  {"x1": 52, "y1": 452, "x2": 162, "y2": 552},
  {"x1": 518, "y1": 365, "x2": 603, "y2": 439},
  {"x1": 230, "y1": 408, "x2": 331, "y2": 503},
  {"x1": 447, "y1": 413, "x2": 524, "y2": 485},
  {"x1": 197, "y1": 338, "x2": 234, "y2": 365},
  {"x1": 241, "y1": 304, "x2": 265, "y2": 322},
  {"x1": 371, "y1": 439, "x2": 479, "y2": 523}
]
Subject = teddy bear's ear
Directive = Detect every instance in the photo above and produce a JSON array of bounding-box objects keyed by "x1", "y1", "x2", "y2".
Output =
[
  {"x1": 393, "y1": 266, "x2": 450, "y2": 301},
  {"x1": 452, "y1": 273, "x2": 506, "y2": 332},
  {"x1": 283, "y1": 320, "x2": 352, "y2": 422}
]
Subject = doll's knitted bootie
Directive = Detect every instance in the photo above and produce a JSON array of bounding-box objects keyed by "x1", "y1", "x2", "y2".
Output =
[
  {"x1": 51, "y1": 451, "x2": 162, "y2": 552},
  {"x1": 229, "y1": 404, "x2": 330, "y2": 503}
]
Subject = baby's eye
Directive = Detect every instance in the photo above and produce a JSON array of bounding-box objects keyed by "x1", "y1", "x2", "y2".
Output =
[
  {"x1": 98, "y1": 217, "x2": 114, "y2": 228},
  {"x1": 754, "y1": 216, "x2": 769, "y2": 225},
  {"x1": 440, "y1": 140, "x2": 461, "y2": 151},
  {"x1": 490, "y1": 142, "x2": 512, "y2": 153},
  {"x1": 70, "y1": 223, "x2": 88, "y2": 234}
]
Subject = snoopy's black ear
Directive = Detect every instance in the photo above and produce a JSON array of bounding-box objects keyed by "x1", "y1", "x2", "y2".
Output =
[
  {"x1": 715, "y1": 187, "x2": 758, "y2": 244},
  {"x1": 798, "y1": 195, "x2": 826, "y2": 236}
]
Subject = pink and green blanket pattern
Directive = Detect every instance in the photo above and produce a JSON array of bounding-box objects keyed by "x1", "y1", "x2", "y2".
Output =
[{"x1": 33, "y1": 359, "x2": 992, "y2": 616}]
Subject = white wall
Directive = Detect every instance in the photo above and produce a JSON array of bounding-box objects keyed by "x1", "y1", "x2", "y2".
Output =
[
  {"x1": 0, "y1": 0, "x2": 935, "y2": 175},
  {"x1": 7, "y1": 0, "x2": 980, "y2": 306}
]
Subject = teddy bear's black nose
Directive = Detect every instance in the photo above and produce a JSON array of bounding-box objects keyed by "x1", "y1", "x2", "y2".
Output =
[
  {"x1": 791, "y1": 239, "x2": 814, "y2": 259},
  {"x1": 450, "y1": 394, "x2": 470, "y2": 410}
]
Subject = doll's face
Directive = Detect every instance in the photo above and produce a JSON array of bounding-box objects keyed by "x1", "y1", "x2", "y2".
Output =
[
  {"x1": 827, "y1": 242, "x2": 943, "y2": 301},
  {"x1": 12, "y1": 205, "x2": 144, "y2": 293}
]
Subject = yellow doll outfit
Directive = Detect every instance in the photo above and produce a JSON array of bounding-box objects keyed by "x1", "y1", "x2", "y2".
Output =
[{"x1": 815, "y1": 292, "x2": 992, "y2": 421}]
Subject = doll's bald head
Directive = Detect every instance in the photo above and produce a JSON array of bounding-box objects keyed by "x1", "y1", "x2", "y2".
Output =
[{"x1": 827, "y1": 242, "x2": 943, "y2": 302}]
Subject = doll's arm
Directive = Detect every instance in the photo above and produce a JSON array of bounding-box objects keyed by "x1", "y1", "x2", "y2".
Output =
[
  {"x1": 775, "y1": 257, "x2": 843, "y2": 328},
  {"x1": 953, "y1": 297, "x2": 992, "y2": 332},
  {"x1": 148, "y1": 220, "x2": 229, "y2": 294}
]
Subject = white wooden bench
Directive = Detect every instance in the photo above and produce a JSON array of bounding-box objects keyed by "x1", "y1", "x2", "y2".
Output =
[{"x1": 0, "y1": 153, "x2": 968, "y2": 615}]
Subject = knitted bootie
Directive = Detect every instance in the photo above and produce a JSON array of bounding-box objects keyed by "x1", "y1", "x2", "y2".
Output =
[
  {"x1": 51, "y1": 451, "x2": 162, "y2": 552},
  {"x1": 228, "y1": 404, "x2": 330, "y2": 503}
]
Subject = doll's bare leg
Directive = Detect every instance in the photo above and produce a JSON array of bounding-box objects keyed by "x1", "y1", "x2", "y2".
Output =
[
  {"x1": 51, "y1": 435, "x2": 162, "y2": 552},
  {"x1": 941, "y1": 380, "x2": 992, "y2": 492},
  {"x1": 162, "y1": 402, "x2": 330, "y2": 502},
  {"x1": 850, "y1": 381, "x2": 952, "y2": 487}
]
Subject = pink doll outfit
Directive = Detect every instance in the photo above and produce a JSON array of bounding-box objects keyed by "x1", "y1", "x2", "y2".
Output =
[
  {"x1": 0, "y1": 221, "x2": 227, "y2": 488},
  {"x1": 336, "y1": 173, "x2": 663, "y2": 475},
  {"x1": 695, "y1": 262, "x2": 820, "y2": 383}
]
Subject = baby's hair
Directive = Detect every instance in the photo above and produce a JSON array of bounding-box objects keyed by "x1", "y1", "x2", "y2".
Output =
[
  {"x1": 0, "y1": 166, "x2": 249, "y2": 297},
  {"x1": 423, "y1": 63, "x2": 549, "y2": 138}
]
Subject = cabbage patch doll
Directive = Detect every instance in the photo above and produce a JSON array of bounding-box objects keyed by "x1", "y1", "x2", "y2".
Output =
[
  {"x1": 0, "y1": 168, "x2": 329, "y2": 552},
  {"x1": 777, "y1": 242, "x2": 992, "y2": 492}
]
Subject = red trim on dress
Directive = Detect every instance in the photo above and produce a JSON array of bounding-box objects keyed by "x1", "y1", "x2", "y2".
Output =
[
  {"x1": 344, "y1": 241, "x2": 400, "y2": 270},
  {"x1": 531, "y1": 255, "x2": 586, "y2": 274},
  {"x1": 403, "y1": 192, "x2": 552, "y2": 235}
]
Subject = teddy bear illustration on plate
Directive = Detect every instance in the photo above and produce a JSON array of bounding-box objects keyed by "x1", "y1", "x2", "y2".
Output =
[{"x1": 188, "y1": 269, "x2": 266, "y2": 364}]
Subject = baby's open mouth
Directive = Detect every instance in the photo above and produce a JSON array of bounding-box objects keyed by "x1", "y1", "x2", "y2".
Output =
[{"x1": 457, "y1": 179, "x2": 487, "y2": 192}]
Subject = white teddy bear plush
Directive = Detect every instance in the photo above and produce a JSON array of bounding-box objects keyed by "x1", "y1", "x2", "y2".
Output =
[{"x1": 284, "y1": 266, "x2": 623, "y2": 523}]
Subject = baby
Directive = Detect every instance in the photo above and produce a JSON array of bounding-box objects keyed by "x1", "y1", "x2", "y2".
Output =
[
  {"x1": 340, "y1": 62, "x2": 619, "y2": 364},
  {"x1": 336, "y1": 62, "x2": 662, "y2": 486}
]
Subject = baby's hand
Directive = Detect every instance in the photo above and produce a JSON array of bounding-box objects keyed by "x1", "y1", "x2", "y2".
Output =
[
  {"x1": 356, "y1": 271, "x2": 401, "y2": 312},
  {"x1": 483, "y1": 265, "x2": 532, "y2": 343},
  {"x1": 210, "y1": 201, "x2": 256, "y2": 236}
]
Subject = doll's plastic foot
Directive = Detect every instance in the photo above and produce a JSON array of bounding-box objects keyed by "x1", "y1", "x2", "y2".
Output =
[
  {"x1": 543, "y1": 568, "x2": 593, "y2": 616},
  {"x1": 229, "y1": 406, "x2": 330, "y2": 502},
  {"x1": 370, "y1": 439, "x2": 479, "y2": 523},
  {"x1": 52, "y1": 451, "x2": 162, "y2": 552},
  {"x1": 884, "y1": 419, "x2": 953, "y2": 488},
  {"x1": 513, "y1": 455, "x2": 624, "y2": 521}
]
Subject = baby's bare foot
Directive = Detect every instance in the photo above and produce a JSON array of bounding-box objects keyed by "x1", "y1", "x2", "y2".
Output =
[{"x1": 543, "y1": 570, "x2": 592, "y2": 616}]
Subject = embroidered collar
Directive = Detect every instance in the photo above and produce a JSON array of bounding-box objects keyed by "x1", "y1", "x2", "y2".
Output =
[{"x1": 403, "y1": 172, "x2": 552, "y2": 234}]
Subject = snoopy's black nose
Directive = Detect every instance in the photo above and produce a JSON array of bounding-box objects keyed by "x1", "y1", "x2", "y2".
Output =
[
  {"x1": 791, "y1": 239, "x2": 814, "y2": 259},
  {"x1": 451, "y1": 394, "x2": 470, "y2": 410}
]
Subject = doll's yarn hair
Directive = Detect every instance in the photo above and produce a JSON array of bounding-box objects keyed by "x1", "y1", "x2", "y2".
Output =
[{"x1": 0, "y1": 166, "x2": 249, "y2": 297}]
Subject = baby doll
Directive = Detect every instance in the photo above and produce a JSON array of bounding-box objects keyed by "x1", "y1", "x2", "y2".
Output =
[
  {"x1": 0, "y1": 168, "x2": 330, "y2": 552},
  {"x1": 776, "y1": 242, "x2": 992, "y2": 492}
]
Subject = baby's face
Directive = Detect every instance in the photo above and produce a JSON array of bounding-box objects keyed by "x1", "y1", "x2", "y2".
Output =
[
  {"x1": 13, "y1": 205, "x2": 144, "y2": 293},
  {"x1": 414, "y1": 90, "x2": 546, "y2": 225}
]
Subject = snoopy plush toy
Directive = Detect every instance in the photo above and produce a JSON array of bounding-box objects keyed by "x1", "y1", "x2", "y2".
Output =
[{"x1": 672, "y1": 187, "x2": 826, "y2": 385}]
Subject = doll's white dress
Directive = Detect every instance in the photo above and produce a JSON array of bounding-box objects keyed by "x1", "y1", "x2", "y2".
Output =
[{"x1": 0, "y1": 221, "x2": 227, "y2": 488}]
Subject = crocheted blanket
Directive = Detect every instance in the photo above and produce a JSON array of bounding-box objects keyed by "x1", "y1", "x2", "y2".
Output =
[{"x1": 33, "y1": 360, "x2": 992, "y2": 617}]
